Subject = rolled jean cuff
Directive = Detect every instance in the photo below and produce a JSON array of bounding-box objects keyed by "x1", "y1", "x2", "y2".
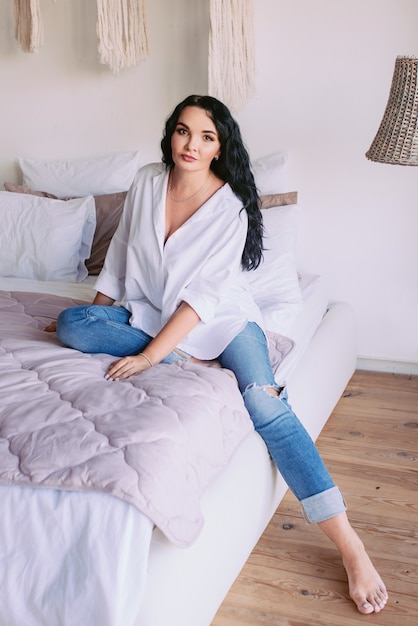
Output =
[{"x1": 301, "y1": 485, "x2": 346, "y2": 523}]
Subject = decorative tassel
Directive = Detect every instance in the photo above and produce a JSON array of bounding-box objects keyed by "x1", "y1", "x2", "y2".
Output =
[
  {"x1": 208, "y1": 0, "x2": 255, "y2": 113},
  {"x1": 14, "y1": 0, "x2": 44, "y2": 53},
  {"x1": 96, "y1": 0, "x2": 149, "y2": 73}
]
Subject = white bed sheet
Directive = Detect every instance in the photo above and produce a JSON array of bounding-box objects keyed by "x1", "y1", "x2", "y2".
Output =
[
  {"x1": 0, "y1": 487, "x2": 153, "y2": 626},
  {"x1": 275, "y1": 273, "x2": 328, "y2": 385},
  {"x1": 0, "y1": 275, "x2": 97, "y2": 300}
]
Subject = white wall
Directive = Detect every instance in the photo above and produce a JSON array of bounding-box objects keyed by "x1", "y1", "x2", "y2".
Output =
[
  {"x1": 0, "y1": 0, "x2": 417, "y2": 371},
  {"x1": 236, "y1": 0, "x2": 418, "y2": 371},
  {"x1": 0, "y1": 0, "x2": 208, "y2": 177}
]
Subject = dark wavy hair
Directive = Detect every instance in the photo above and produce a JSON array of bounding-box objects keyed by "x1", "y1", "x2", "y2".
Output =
[{"x1": 161, "y1": 95, "x2": 263, "y2": 271}]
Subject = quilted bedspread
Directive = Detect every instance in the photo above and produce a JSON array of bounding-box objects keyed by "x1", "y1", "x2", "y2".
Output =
[{"x1": 0, "y1": 290, "x2": 257, "y2": 548}]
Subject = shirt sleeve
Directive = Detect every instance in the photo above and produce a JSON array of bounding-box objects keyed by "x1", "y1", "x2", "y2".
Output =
[{"x1": 94, "y1": 185, "x2": 134, "y2": 301}]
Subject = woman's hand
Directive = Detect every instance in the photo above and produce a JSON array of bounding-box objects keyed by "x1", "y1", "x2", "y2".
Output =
[
  {"x1": 105, "y1": 354, "x2": 152, "y2": 381},
  {"x1": 44, "y1": 320, "x2": 57, "y2": 333},
  {"x1": 105, "y1": 301, "x2": 201, "y2": 380}
]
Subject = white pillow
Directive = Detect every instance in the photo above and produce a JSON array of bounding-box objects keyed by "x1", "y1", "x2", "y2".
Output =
[
  {"x1": 0, "y1": 191, "x2": 96, "y2": 282},
  {"x1": 248, "y1": 204, "x2": 303, "y2": 335},
  {"x1": 252, "y1": 151, "x2": 289, "y2": 195},
  {"x1": 18, "y1": 150, "x2": 143, "y2": 198}
]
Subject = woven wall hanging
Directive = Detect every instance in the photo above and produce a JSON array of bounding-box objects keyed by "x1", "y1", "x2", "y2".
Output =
[
  {"x1": 14, "y1": 0, "x2": 44, "y2": 53},
  {"x1": 208, "y1": 0, "x2": 255, "y2": 112},
  {"x1": 96, "y1": 0, "x2": 149, "y2": 73},
  {"x1": 13, "y1": 0, "x2": 149, "y2": 73}
]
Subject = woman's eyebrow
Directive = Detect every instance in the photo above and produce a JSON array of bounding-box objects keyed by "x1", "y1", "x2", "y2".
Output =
[{"x1": 176, "y1": 122, "x2": 217, "y2": 136}]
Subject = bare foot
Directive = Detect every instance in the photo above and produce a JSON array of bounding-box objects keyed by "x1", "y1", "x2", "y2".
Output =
[
  {"x1": 342, "y1": 537, "x2": 388, "y2": 614},
  {"x1": 44, "y1": 320, "x2": 57, "y2": 333},
  {"x1": 319, "y1": 513, "x2": 388, "y2": 614}
]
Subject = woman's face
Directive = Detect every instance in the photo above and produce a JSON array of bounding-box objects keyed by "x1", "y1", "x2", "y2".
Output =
[{"x1": 170, "y1": 106, "x2": 221, "y2": 174}]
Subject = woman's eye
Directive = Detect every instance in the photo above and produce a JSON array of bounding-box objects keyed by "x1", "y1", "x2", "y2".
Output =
[
  {"x1": 177, "y1": 128, "x2": 187, "y2": 135},
  {"x1": 203, "y1": 135, "x2": 214, "y2": 141}
]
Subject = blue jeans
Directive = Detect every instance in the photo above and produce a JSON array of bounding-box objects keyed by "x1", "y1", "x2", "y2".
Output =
[
  {"x1": 219, "y1": 322, "x2": 345, "y2": 522},
  {"x1": 57, "y1": 306, "x2": 346, "y2": 523},
  {"x1": 56, "y1": 304, "x2": 183, "y2": 364}
]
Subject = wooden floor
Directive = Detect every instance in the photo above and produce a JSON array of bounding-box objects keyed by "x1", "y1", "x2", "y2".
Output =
[{"x1": 212, "y1": 370, "x2": 418, "y2": 626}]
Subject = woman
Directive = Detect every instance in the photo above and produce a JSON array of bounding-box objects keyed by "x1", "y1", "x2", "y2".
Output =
[{"x1": 53, "y1": 95, "x2": 387, "y2": 614}]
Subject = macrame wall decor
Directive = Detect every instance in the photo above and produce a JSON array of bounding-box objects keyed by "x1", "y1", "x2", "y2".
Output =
[
  {"x1": 96, "y1": 0, "x2": 149, "y2": 73},
  {"x1": 14, "y1": 0, "x2": 44, "y2": 53},
  {"x1": 208, "y1": 0, "x2": 255, "y2": 113},
  {"x1": 13, "y1": 0, "x2": 149, "y2": 73}
]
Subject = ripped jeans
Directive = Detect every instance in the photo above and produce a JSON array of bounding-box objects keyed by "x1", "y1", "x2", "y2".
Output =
[
  {"x1": 56, "y1": 306, "x2": 346, "y2": 523},
  {"x1": 218, "y1": 322, "x2": 346, "y2": 523}
]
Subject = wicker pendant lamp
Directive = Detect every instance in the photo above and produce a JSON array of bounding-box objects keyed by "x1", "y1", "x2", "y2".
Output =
[{"x1": 366, "y1": 56, "x2": 418, "y2": 165}]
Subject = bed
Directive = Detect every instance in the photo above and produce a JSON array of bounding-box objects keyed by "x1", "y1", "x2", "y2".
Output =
[{"x1": 0, "y1": 151, "x2": 357, "y2": 626}]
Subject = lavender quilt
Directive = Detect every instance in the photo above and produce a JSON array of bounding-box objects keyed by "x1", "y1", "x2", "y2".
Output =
[
  {"x1": 0, "y1": 290, "x2": 256, "y2": 547},
  {"x1": 0, "y1": 290, "x2": 292, "y2": 547}
]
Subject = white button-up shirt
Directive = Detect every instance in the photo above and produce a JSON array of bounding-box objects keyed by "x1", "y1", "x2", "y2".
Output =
[{"x1": 95, "y1": 163, "x2": 263, "y2": 359}]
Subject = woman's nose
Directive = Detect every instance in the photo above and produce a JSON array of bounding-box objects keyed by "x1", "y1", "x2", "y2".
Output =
[{"x1": 185, "y1": 134, "x2": 198, "y2": 151}]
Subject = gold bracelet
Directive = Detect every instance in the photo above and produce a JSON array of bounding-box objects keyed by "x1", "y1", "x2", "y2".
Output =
[{"x1": 138, "y1": 352, "x2": 153, "y2": 368}]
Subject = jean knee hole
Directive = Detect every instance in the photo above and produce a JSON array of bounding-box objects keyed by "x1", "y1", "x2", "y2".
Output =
[{"x1": 243, "y1": 383, "x2": 281, "y2": 396}]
